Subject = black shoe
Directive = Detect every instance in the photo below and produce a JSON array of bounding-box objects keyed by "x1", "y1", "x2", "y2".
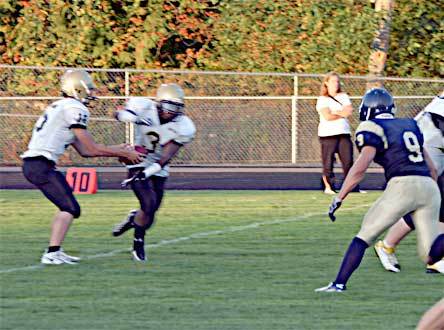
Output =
[
  {"x1": 112, "y1": 210, "x2": 137, "y2": 237},
  {"x1": 132, "y1": 238, "x2": 146, "y2": 261}
]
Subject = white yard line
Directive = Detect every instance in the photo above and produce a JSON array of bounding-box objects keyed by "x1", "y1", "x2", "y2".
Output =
[{"x1": 0, "y1": 204, "x2": 370, "y2": 274}]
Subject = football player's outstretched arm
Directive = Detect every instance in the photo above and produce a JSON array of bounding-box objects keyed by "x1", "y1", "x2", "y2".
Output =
[
  {"x1": 71, "y1": 128, "x2": 144, "y2": 163},
  {"x1": 337, "y1": 146, "x2": 376, "y2": 201},
  {"x1": 114, "y1": 109, "x2": 137, "y2": 123}
]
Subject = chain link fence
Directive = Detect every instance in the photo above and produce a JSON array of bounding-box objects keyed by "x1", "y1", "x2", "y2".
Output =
[{"x1": 1, "y1": 65, "x2": 442, "y2": 167}]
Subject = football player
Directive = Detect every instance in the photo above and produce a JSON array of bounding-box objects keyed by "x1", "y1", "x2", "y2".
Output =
[
  {"x1": 316, "y1": 88, "x2": 444, "y2": 292},
  {"x1": 21, "y1": 70, "x2": 144, "y2": 265},
  {"x1": 374, "y1": 91, "x2": 444, "y2": 273},
  {"x1": 111, "y1": 83, "x2": 196, "y2": 261}
]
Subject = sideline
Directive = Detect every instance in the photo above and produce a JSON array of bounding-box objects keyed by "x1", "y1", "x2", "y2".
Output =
[{"x1": 0, "y1": 204, "x2": 370, "y2": 274}]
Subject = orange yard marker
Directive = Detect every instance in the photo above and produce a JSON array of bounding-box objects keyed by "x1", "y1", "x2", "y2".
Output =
[{"x1": 66, "y1": 168, "x2": 98, "y2": 194}]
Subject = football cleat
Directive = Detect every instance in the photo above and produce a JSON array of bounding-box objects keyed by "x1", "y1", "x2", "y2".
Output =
[
  {"x1": 324, "y1": 188, "x2": 336, "y2": 195},
  {"x1": 41, "y1": 249, "x2": 80, "y2": 265},
  {"x1": 315, "y1": 282, "x2": 346, "y2": 293},
  {"x1": 374, "y1": 240, "x2": 400, "y2": 273},
  {"x1": 132, "y1": 238, "x2": 146, "y2": 262},
  {"x1": 112, "y1": 209, "x2": 137, "y2": 237},
  {"x1": 426, "y1": 259, "x2": 444, "y2": 274}
]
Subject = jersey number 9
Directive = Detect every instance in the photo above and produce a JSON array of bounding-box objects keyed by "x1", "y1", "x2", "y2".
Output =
[{"x1": 402, "y1": 131, "x2": 424, "y2": 163}]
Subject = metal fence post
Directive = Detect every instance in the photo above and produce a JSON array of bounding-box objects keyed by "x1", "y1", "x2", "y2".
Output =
[
  {"x1": 124, "y1": 69, "x2": 134, "y2": 145},
  {"x1": 291, "y1": 74, "x2": 298, "y2": 164}
]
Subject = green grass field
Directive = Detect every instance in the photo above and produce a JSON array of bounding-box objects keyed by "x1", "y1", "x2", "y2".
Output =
[{"x1": 0, "y1": 190, "x2": 442, "y2": 330}]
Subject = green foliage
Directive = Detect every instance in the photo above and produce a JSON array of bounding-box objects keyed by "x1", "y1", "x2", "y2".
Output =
[
  {"x1": 203, "y1": 0, "x2": 379, "y2": 74},
  {"x1": 0, "y1": 1, "x2": 442, "y2": 77},
  {"x1": 387, "y1": 0, "x2": 444, "y2": 77}
]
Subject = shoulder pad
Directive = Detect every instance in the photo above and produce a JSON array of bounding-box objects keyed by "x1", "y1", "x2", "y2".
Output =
[
  {"x1": 356, "y1": 120, "x2": 388, "y2": 149},
  {"x1": 174, "y1": 115, "x2": 196, "y2": 137}
]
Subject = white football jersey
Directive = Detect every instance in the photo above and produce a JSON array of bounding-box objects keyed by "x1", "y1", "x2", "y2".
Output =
[
  {"x1": 21, "y1": 98, "x2": 90, "y2": 163},
  {"x1": 416, "y1": 96, "x2": 444, "y2": 175},
  {"x1": 119, "y1": 97, "x2": 196, "y2": 177}
]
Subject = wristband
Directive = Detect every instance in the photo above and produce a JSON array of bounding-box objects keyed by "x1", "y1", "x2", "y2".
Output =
[{"x1": 143, "y1": 163, "x2": 161, "y2": 177}]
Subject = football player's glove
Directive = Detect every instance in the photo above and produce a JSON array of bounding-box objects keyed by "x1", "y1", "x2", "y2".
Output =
[
  {"x1": 120, "y1": 163, "x2": 162, "y2": 188},
  {"x1": 120, "y1": 170, "x2": 144, "y2": 188},
  {"x1": 328, "y1": 197, "x2": 342, "y2": 222}
]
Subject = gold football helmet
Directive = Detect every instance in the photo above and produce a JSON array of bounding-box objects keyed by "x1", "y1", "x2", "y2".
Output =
[
  {"x1": 61, "y1": 70, "x2": 96, "y2": 104},
  {"x1": 156, "y1": 83, "x2": 185, "y2": 118}
]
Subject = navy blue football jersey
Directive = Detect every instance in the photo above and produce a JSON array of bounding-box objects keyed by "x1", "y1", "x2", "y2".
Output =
[{"x1": 355, "y1": 118, "x2": 431, "y2": 181}]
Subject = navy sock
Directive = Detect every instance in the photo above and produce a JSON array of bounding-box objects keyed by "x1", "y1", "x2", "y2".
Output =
[
  {"x1": 134, "y1": 223, "x2": 146, "y2": 241},
  {"x1": 48, "y1": 246, "x2": 60, "y2": 253},
  {"x1": 334, "y1": 237, "x2": 369, "y2": 285},
  {"x1": 429, "y1": 234, "x2": 444, "y2": 264}
]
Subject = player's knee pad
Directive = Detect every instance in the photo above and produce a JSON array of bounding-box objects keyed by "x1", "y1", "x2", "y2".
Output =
[
  {"x1": 61, "y1": 202, "x2": 81, "y2": 218},
  {"x1": 72, "y1": 205, "x2": 81, "y2": 219},
  {"x1": 139, "y1": 200, "x2": 155, "y2": 218},
  {"x1": 403, "y1": 213, "x2": 416, "y2": 230}
]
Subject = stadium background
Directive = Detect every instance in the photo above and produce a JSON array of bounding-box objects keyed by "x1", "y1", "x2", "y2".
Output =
[
  {"x1": 1, "y1": 2, "x2": 443, "y2": 329},
  {"x1": 1, "y1": 65, "x2": 442, "y2": 190}
]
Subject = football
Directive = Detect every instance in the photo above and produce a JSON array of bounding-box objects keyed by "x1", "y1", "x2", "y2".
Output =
[{"x1": 118, "y1": 145, "x2": 148, "y2": 165}]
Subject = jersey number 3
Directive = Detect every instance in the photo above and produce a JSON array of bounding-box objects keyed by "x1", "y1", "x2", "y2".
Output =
[
  {"x1": 145, "y1": 131, "x2": 160, "y2": 152},
  {"x1": 35, "y1": 114, "x2": 48, "y2": 132},
  {"x1": 402, "y1": 131, "x2": 424, "y2": 163}
]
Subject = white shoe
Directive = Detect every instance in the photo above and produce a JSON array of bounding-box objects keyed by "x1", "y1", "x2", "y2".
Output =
[
  {"x1": 324, "y1": 188, "x2": 336, "y2": 195},
  {"x1": 315, "y1": 282, "x2": 346, "y2": 292},
  {"x1": 59, "y1": 249, "x2": 80, "y2": 262},
  {"x1": 374, "y1": 241, "x2": 400, "y2": 273},
  {"x1": 426, "y1": 259, "x2": 444, "y2": 274},
  {"x1": 41, "y1": 250, "x2": 80, "y2": 265}
]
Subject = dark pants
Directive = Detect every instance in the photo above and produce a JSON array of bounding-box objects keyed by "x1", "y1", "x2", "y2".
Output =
[
  {"x1": 129, "y1": 168, "x2": 167, "y2": 231},
  {"x1": 319, "y1": 134, "x2": 354, "y2": 191},
  {"x1": 22, "y1": 156, "x2": 81, "y2": 218}
]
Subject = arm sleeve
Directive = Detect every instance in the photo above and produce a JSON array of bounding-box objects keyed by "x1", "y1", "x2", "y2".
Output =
[
  {"x1": 355, "y1": 121, "x2": 387, "y2": 152},
  {"x1": 315, "y1": 96, "x2": 328, "y2": 112},
  {"x1": 341, "y1": 93, "x2": 352, "y2": 106},
  {"x1": 65, "y1": 107, "x2": 90, "y2": 129},
  {"x1": 116, "y1": 98, "x2": 155, "y2": 123},
  {"x1": 158, "y1": 117, "x2": 196, "y2": 146},
  {"x1": 115, "y1": 109, "x2": 138, "y2": 123}
]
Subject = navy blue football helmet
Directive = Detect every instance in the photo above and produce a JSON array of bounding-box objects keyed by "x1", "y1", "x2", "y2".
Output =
[{"x1": 359, "y1": 88, "x2": 396, "y2": 121}]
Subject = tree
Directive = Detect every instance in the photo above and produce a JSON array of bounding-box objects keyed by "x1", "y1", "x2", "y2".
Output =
[{"x1": 367, "y1": 0, "x2": 394, "y2": 89}]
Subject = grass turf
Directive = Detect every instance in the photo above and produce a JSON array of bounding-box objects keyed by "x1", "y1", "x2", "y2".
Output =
[{"x1": 0, "y1": 190, "x2": 442, "y2": 330}]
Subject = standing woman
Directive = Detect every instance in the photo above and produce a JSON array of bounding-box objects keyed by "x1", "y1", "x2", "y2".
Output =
[{"x1": 316, "y1": 72, "x2": 356, "y2": 194}]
